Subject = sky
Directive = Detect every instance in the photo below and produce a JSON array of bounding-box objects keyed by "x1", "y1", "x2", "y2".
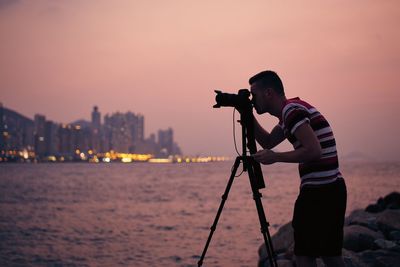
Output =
[{"x1": 1, "y1": 0, "x2": 399, "y2": 160}]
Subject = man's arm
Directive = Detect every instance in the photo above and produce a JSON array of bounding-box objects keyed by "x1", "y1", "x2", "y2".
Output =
[
  {"x1": 254, "y1": 117, "x2": 285, "y2": 149},
  {"x1": 253, "y1": 122, "x2": 322, "y2": 164}
]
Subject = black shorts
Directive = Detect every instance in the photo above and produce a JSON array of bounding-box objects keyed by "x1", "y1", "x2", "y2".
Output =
[{"x1": 292, "y1": 178, "x2": 347, "y2": 257}]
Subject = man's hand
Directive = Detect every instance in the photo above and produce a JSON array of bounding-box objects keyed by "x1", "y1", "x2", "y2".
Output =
[{"x1": 252, "y1": 149, "x2": 277, "y2": 165}]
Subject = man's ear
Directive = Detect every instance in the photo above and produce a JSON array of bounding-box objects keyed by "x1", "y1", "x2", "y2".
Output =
[{"x1": 265, "y1": 88, "x2": 273, "y2": 96}]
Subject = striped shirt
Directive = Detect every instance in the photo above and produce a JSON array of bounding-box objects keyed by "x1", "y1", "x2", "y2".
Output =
[{"x1": 279, "y1": 97, "x2": 343, "y2": 188}]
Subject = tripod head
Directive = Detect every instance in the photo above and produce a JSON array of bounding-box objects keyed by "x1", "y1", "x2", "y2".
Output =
[{"x1": 214, "y1": 89, "x2": 265, "y2": 190}]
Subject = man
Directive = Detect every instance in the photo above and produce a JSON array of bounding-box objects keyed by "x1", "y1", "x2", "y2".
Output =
[{"x1": 250, "y1": 70, "x2": 347, "y2": 267}]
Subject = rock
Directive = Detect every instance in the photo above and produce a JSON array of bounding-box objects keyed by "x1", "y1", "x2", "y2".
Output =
[
  {"x1": 358, "y1": 249, "x2": 400, "y2": 267},
  {"x1": 258, "y1": 222, "x2": 294, "y2": 255},
  {"x1": 389, "y1": 230, "x2": 400, "y2": 241},
  {"x1": 384, "y1": 192, "x2": 400, "y2": 209},
  {"x1": 284, "y1": 242, "x2": 295, "y2": 260},
  {"x1": 366, "y1": 197, "x2": 386, "y2": 213},
  {"x1": 271, "y1": 222, "x2": 294, "y2": 253},
  {"x1": 376, "y1": 209, "x2": 400, "y2": 236},
  {"x1": 374, "y1": 239, "x2": 398, "y2": 249},
  {"x1": 257, "y1": 192, "x2": 400, "y2": 267},
  {"x1": 258, "y1": 222, "x2": 295, "y2": 267},
  {"x1": 316, "y1": 258, "x2": 325, "y2": 267},
  {"x1": 345, "y1": 209, "x2": 379, "y2": 231},
  {"x1": 346, "y1": 207, "x2": 400, "y2": 237},
  {"x1": 258, "y1": 222, "x2": 294, "y2": 266},
  {"x1": 275, "y1": 259, "x2": 293, "y2": 267},
  {"x1": 343, "y1": 225, "x2": 384, "y2": 252},
  {"x1": 260, "y1": 259, "x2": 294, "y2": 267},
  {"x1": 342, "y1": 249, "x2": 366, "y2": 267},
  {"x1": 366, "y1": 192, "x2": 400, "y2": 213}
]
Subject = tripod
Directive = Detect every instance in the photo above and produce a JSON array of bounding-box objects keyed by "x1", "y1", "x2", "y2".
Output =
[{"x1": 198, "y1": 107, "x2": 278, "y2": 267}]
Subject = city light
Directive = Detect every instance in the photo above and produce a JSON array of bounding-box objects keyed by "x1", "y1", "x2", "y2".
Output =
[
  {"x1": 0, "y1": 105, "x2": 232, "y2": 164},
  {"x1": 79, "y1": 152, "x2": 87, "y2": 160},
  {"x1": 89, "y1": 156, "x2": 99, "y2": 163},
  {"x1": 22, "y1": 150, "x2": 29, "y2": 159},
  {"x1": 149, "y1": 158, "x2": 172, "y2": 163},
  {"x1": 47, "y1": 156, "x2": 57, "y2": 162},
  {"x1": 0, "y1": 148, "x2": 232, "y2": 163},
  {"x1": 121, "y1": 157, "x2": 132, "y2": 163}
]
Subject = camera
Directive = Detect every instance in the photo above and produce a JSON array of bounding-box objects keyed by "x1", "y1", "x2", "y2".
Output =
[
  {"x1": 212, "y1": 87, "x2": 265, "y2": 189},
  {"x1": 213, "y1": 89, "x2": 253, "y2": 110}
]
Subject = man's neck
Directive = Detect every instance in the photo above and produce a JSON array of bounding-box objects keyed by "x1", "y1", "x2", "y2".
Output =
[{"x1": 270, "y1": 96, "x2": 287, "y2": 119}]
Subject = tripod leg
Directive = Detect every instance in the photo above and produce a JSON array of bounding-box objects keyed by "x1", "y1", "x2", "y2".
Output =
[
  {"x1": 198, "y1": 157, "x2": 241, "y2": 267},
  {"x1": 253, "y1": 191, "x2": 278, "y2": 267},
  {"x1": 246, "y1": 158, "x2": 278, "y2": 267}
]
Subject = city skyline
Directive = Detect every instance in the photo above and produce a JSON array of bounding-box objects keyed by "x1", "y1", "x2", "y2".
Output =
[
  {"x1": 1, "y1": 1, "x2": 399, "y2": 160},
  {"x1": 0, "y1": 103, "x2": 182, "y2": 161}
]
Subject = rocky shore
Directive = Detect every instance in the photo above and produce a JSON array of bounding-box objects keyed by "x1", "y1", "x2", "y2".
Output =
[{"x1": 258, "y1": 192, "x2": 400, "y2": 267}]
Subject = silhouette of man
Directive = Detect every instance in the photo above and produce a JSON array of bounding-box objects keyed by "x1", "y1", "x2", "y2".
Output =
[{"x1": 250, "y1": 70, "x2": 347, "y2": 267}]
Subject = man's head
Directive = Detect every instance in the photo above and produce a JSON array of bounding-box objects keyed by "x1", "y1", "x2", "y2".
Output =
[{"x1": 249, "y1": 70, "x2": 285, "y2": 115}]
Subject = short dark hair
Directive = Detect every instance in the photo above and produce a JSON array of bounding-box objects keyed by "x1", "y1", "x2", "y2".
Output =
[{"x1": 249, "y1": 70, "x2": 285, "y2": 96}]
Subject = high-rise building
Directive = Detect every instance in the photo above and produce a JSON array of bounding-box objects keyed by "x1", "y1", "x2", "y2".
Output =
[
  {"x1": 135, "y1": 133, "x2": 158, "y2": 154},
  {"x1": 71, "y1": 125, "x2": 90, "y2": 153},
  {"x1": 0, "y1": 105, "x2": 183, "y2": 160},
  {"x1": 91, "y1": 106, "x2": 101, "y2": 152},
  {"x1": 136, "y1": 114, "x2": 144, "y2": 142},
  {"x1": 22, "y1": 122, "x2": 34, "y2": 151},
  {"x1": 45, "y1": 120, "x2": 59, "y2": 156},
  {"x1": 59, "y1": 124, "x2": 73, "y2": 155},
  {"x1": 126, "y1": 112, "x2": 145, "y2": 152},
  {"x1": 0, "y1": 106, "x2": 34, "y2": 152},
  {"x1": 104, "y1": 112, "x2": 131, "y2": 152},
  {"x1": 149, "y1": 133, "x2": 156, "y2": 144},
  {"x1": 103, "y1": 111, "x2": 145, "y2": 153},
  {"x1": 91, "y1": 106, "x2": 101, "y2": 129},
  {"x1": 158, "y1": 128, "x2": 174, "y2": 156},
  {"x1": 34, "y1": 114, "x2": 46, "y2": 157},
  {"x1": 172, "y1": 142, "x2": 182, "y2": 155},
  {"x1": 126, "y1": 112, "x2": 137, "y2": 152},
  {"x1": 0, "y1": 103, "x2": 5, "y2": 151}
]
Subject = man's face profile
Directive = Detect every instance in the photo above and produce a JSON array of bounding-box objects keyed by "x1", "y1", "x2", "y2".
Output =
[{"x1": 250, "y1": 83, "x2": 268, "y2": 115}]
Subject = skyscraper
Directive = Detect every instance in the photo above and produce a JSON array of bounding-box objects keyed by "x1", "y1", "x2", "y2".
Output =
[
  {"x1": 91, "y1": 106, "x2": 101, "y2": 152},
  {"x1": 59, "y1": 124, "x2": 73, "y2": 155},
  {"x1": 137, "y1": 114, "x2": 144, "y2": 142},
  {"x1": 34, "y1": 114, "x2": 46, "y2": 157},
  {"x1": 91, "y1": 106, "x2": 101, "y2": 129},
  {"x1": 103, "y1": 111, "x2": 145, "y2": 153},
  {"x1": 104, "y1": 112, "x2": 131, "y2": 152},
  {"x1": 0, "y1": 105, "x2": 34, "y2": 152},
  {"x1": 158, "y1": 128, "x2": 173, "y2": 156},
  {"x1": 0, "y1": 103, "x2": 4, "y2": 151},
  {"x1": 45, "y1": 120, "x2": 59, "y2": 156}
]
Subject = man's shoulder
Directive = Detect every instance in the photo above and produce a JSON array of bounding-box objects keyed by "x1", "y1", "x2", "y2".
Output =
[
  {"x1": 285, "y1": 97, "x2": 314, "y2": 108},
  {"x1": 282, "y1": 97, "x2": 314, "y2": 116}
]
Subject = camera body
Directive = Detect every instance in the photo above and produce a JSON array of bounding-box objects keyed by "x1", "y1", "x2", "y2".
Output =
[
  {"x1": 213, "y1": 89, "x2": 252, "y2": 110},
  {"x1": 212, "y1": 88, "x2": 265, "y2": 190}
]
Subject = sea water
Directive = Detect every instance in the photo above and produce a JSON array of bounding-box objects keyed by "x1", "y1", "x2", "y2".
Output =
[{"x1": 0, "y1": 161, "x2": 399, "y2": 267}]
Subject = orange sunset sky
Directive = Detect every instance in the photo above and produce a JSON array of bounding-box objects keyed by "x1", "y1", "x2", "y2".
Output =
[{"x1": 1, "y1": 0, "x2": 399, "y2": 160}]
